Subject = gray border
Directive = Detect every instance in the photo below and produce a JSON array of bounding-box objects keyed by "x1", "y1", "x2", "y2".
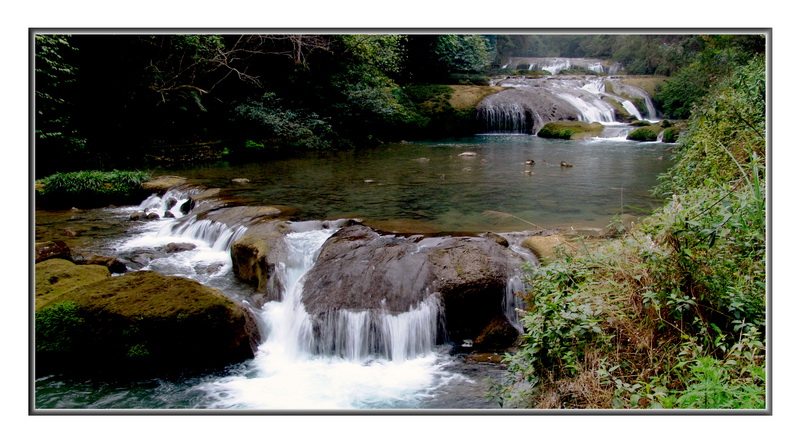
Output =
[{"x1": 29, "y1": 27, "x2": 772, "y2": 416}]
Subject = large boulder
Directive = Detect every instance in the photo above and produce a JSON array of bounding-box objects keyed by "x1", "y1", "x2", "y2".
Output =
[
  {"x1": 299, "y1": 224, "x2": 526, "y2": 349},
  {"x1": 35, "y1": 260, "x2": 260, "y2": 377}
]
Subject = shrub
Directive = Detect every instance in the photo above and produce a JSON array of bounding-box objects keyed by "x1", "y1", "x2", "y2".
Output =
[
  {"x1": 37, "y1": 170, "x2": 151, "y2": 208},
  {"x1": 35, "y1": 301, "x2": 87, "y2": 353},
  {"x1": 490, "y1": 53, "x2": 766, "y2": 409},
  {"x1": 661, "y1": 127, "x2": 680, "y2": 143}
]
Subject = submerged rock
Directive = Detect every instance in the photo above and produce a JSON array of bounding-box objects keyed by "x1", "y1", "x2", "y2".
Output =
[{"x1": 35, "y1": 261, "x2": 260, "y2": 377}]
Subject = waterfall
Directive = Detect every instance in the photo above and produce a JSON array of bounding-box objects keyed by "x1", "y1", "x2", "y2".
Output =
[
  {"x1": 476, "y1": 102, "x2": 533, "y2": 133},
  {"x1": 137, "y1": 189, "x2": 191, "y2": 218},
  {"x1": 502, "y1": 57, "x2": 621, "y2": 75},
  {"x1": 199, "y1": 227, "x2": 459, "y2": 409},
  {"x1": 479, "y1": 74, "x2": 661, "y2": 133},
  {"x1": 311, "y1": 296, "x2": 443, "y2": 362},
  {"x1": 162, "y1": 216, "x2": 248, "y2": 251}
]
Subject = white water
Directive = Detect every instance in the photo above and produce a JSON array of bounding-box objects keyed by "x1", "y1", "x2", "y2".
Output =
[
  {"x1": 196, "y1": 229, "x2": 463, "y2": 409},
  {"x1": 109, "y1": 209, "x2": 470, "y2": 409},
  {"x1": 482, "y1": 75, "x2": 658, "y2": 133}
]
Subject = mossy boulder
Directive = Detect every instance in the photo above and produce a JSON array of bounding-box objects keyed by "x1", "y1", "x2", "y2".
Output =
[
  {"x1": 35, "y1": 258, "x2": 111, "y2": 310},
  {"x1": 537, "y1": 121, "x2": 604, "y2": 140},
  {"x1": 35, "y1": 260, "x2": 260, "y2": 377},
  {"x1": 626, "y1": 120, "x2": 682, "y2": 142}
]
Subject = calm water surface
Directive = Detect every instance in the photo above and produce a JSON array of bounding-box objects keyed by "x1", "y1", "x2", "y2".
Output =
[{"x1": 153, "y1": 133, "x2": 673, "y2": 233}]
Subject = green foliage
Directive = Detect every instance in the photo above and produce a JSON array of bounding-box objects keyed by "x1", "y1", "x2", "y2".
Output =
[
  {"x1": 657, "y1": 56, "x2": 766, "y2": 195},
  {"x1": 627, "y1": 127, "x2": 658, "y2": 141},
  {"x1": 433, "y1": 35, "x2": 493, "y2": 73},
  {"x1": 38, "y1": 170, "x2": 151, "y2": 207},
  {"x1": 337, "y1": 35, "x2": 407, "y2": 75},
  {"x1": 35, "y1": 34, "x2": 88, "y2": 174},
  {"x1": 491, "y1": 46, "x2": 766, "y2": 409},
  {"x1": 234, "y1": 92, "x2": 335, "y2": 150},
  {"x1": 35, "y1": 302, "x2": 87, "y2": 353},
  {"x1": 654, "y1": 35, "x2": 765, "y2": 119}
]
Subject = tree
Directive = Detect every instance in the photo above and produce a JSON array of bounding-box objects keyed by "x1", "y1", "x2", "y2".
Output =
[{"x1": 34, "y1": 34, "x2": 87, "y2": 176}]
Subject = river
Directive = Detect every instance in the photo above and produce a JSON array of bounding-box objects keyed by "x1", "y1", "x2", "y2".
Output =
[{"x1": 34, "y1": 132, "x2": 673, "y2": 410}]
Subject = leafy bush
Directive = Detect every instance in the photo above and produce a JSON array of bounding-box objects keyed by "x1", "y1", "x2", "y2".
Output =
[
  {"x1": 234, "y1": 92, "x2": 335, "y2": 150},
  {"x1": 35, "y1": 301, "x2": 87, "y2": 353},
  {"x1": 661, "y1": 127, "x2": 680, "y2": 143},
  {"x1": 38, "y1": 170, "x2": 151, "y2": 207},
  {"x1": 490, "y1": 51, "x2": 766, "y2": 410}
]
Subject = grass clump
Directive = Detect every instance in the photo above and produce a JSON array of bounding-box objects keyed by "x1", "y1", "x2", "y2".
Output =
[{"x1": 37, "y1": 169, "x2": 151, "y2": 208}]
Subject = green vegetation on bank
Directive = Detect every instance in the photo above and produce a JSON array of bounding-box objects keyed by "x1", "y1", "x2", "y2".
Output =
[
  {"x1": 36, "y1": 33, "x2": 760, "y2": 177},
  {"x1": 36, "y1": 170, "x2": 151, "y2": 208},
  {"x1": 491, "y1": 44, "x2": 766, "y2": 409}
]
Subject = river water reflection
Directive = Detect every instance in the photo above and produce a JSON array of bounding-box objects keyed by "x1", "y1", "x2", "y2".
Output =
[{"x1": 154, "y1": 133, "x2": 673, "y2": 234}]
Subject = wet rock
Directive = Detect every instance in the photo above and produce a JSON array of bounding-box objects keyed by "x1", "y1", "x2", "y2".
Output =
[
  {"x1": 123, "y1": 248, "x2": 170, "y2": 270},
  {"x1": 35, "y1": 240, "x2": 73, "y2": 263},
  {"x1": 473, "y1": 315, "x2": 521, "y2": 351},
  {"x1": 231, "y1": 178, "x2": 250, "y2": 184},
  {"x1": 35, "y1": 268, "x2": 260, "y2": 378},
  {"x1": 162, "y1": 242, "x2": 196, "y2": 254},
  {"x1": 141, "y1": 176, "x2": 188, "y2": 194},
  {"x1": 77, "y1": 254, "x2": 128, "y2": 274},
  {"x1": 230, "y1": 220, "x2": 293, "y2": 305},
  {"x1": 480, "y1": 232, "x2": 509, "y2": 248},
  {"x1": 300, "y1": 224, "x2": 525, "y2": 348},
  {"x1": 522, "y1": 234, "x2": 569, "y2": 264}
]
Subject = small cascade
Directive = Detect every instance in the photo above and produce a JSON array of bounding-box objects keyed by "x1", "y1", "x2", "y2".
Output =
[
  {"x1": 503, "y1": 275, "x2": 526, "y2": 333},
  {"x1": 161, "y1": 216, "x2": 248, "y2": 252},
  {"x1": 479, "y1": 74, "x2": 661, "y2": 133},
  {"x1": 553, "y1": 89, "x2": 617, "y2": 123},
  {"x1": 311, "y1": 296, "x2": 443, "y2": 362},
  {"x1": 502, "y1": 57, "x2": 621, "y2": 75},
  {"x1": 258, "y1": 228, "x2": 338, "y2": 360},
  {"x1": 137, "y1": 189, "x2": 191, "y2": 218},
  {"x1": 476, "y1": 102, "x2": 533, "y2": 133}
]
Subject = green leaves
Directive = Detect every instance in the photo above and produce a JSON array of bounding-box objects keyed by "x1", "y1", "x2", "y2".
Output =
[
  {"x1": 35, "y1": 302, "x2": 87, "y2": 353},
  {"x1": 38, "y1": 170, "x2": 151, "y2": 208}
]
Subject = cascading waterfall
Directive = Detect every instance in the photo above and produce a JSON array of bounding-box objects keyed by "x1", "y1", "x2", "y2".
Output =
[
  {"x1": 477, "y1": 102, "x2": 533, "y2": 133},
  {"x1": 199, "y1": 227, "x2": 461, "y2": 409},
  {"x1": 311, "y1": 295, "x2": 443, "y2": 362},
  {"x1": 479, "y1": 70, "x2": 660, "y2": 134}
]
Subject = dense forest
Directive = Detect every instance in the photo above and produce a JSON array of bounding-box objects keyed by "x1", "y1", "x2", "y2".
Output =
[{"x1": 34, "y1": 33, "x2": 764, "y2": 177}]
